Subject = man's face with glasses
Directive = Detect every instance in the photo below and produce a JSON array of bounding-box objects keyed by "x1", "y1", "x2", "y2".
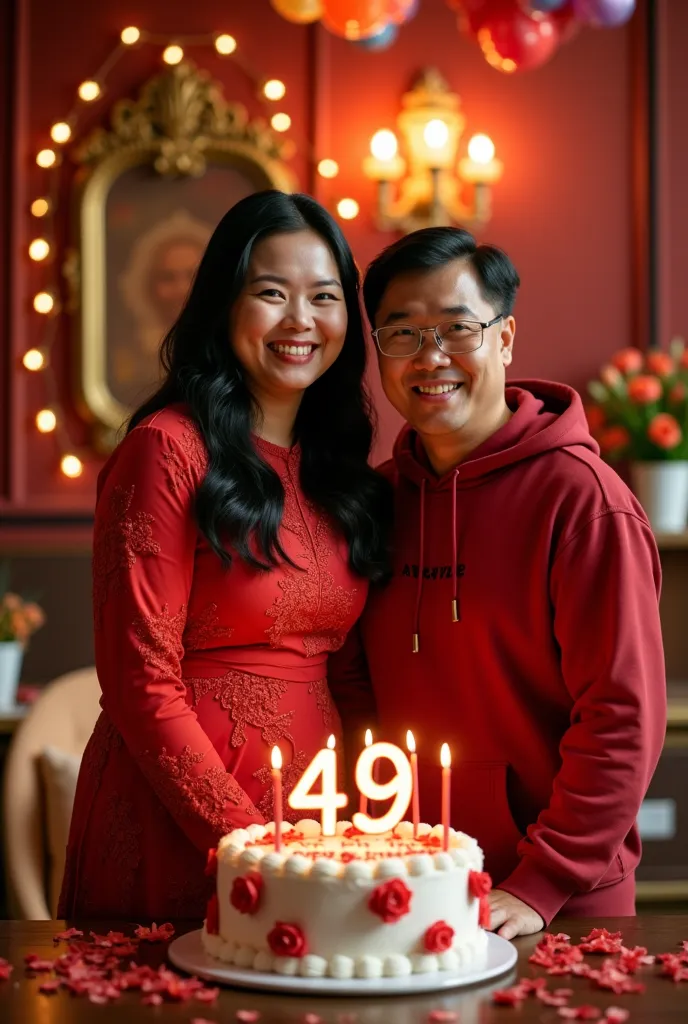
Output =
[{"x1": 373, "y1": 258, "x2": 515, "y2": 447}]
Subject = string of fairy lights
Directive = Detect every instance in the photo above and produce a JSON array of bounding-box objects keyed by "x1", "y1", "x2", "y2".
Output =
[{"x1": 22, "y1": 25, "x2": 356, "y2": 481}]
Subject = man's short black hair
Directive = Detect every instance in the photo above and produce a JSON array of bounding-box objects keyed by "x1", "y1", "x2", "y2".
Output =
[{"x1": 363, "y1": 226, "x2": 520, "y2": 325}]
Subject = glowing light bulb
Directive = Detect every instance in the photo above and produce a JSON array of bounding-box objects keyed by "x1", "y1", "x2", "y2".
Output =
[
  {"x1": 317, "y1": 158, "x2": 339, "y2": 179},
  {"x1": 29, "y1": 238, "x2": 50, "y2": 261},
  {"x1": 163, "y1": 44, "x2": 184, "y2": 65},
  {"x1": 336, "y1": 198, "x2": 359, "y2": 220},
  {"x1": 270, "y1": 112, "x2": 291, "y2": 132},
  {"x1": 78, "y1": 80, "x2": 101, "y2": 102},
  {"x1": 214, "y1": 33, "x2": 237, "y2": 55},
  {"x1": 31, "y1": 198, "x2": 50, "y2": 217},
  {"x1": 467, "y1": 133, "x2": 495, "y2": 165},
  {"x1": 263, "y1": 78, "x2": 286, "y2": 101},
  {"x1": 50, "y1": 122, "x2": 71, "y2": 144},
  {"x1": 36, "y1": 408, "x2": 57, "y2": 433},
  {"x1": 61, "y1": 454, "x2": 84, "y2": 478},
  {"x1": 423, "y1": 119, "x2": 449, "y2": 150},
  {"x1": 33, "y1": 291, "x2": 54, "y2": 314},
  {"x1": 23, "y1": 348, "x2": 46, "y2": 371},
  {"x1": 121, "y1": 26, "x2": 141, "y2": 45},
  {"x1": 370, "y1": 130, "x2": 398, "y2": 162},
  {"x1": 36, "y1": 149, "x2": 56, "y2": 168}
]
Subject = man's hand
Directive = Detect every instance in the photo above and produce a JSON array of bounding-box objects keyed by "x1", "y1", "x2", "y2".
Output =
[{"x1": 487, "y1": 889, "x2": 544, "y2": 940}]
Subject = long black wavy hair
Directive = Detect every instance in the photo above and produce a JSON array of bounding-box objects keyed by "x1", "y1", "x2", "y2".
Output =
[{"x1": 129, "y1": 190, "x2": 392, "y2": 581}]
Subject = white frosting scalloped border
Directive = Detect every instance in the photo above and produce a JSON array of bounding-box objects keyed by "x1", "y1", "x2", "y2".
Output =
[
  {"x1": 217, "y1": 819, "x2": 483, "y2": 878},
  {"x1": 201, "y1": 925, "x2": 488, "y2": 979}
]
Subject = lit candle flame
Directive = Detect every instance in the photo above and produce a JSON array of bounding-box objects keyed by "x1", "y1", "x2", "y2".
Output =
[
  {"x1": 440, "y1": 743, "x2": 451, "y2": 769},
  {"x1": 364, "y1": 729, "x2": 373, "y2": 747},
  {"x1": 271, "y1": 746, "x2": 282, "y2": 770},
  {"x1": 406, "y1": 730, "x2": 416, "y2": 754},
  {"x1": 327, "y1": 734, "x2": 336, "y2": 750}
]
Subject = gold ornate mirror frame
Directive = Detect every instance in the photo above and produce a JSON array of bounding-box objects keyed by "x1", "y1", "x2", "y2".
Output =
[{"x1": 70, "y1": 61, "x2": 297, "y2": 451}]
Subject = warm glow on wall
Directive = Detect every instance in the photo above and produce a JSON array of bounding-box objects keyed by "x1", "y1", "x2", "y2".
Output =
[
  {"x1": 263, "y1": 79, "x2": 286, "y2": 101},
  {"x1": 36, "y1": 149, "x2": 56, "y2": 168},
  {"x1": 50, "y1": 122, "x2": 72, "y2": 144},
  {"x1": 121, "y1": 26, "x2": 141, "y2": 45},
  {"x1": 317, "y1": 158, "x2": 339, "y2": 179},
  {"x1": 214, "y1": 33, "x2": 237, "y2": 54},
  {"x1": 23, "y1": 348, "x2": 46, "y2": 372},
  {"x1": 60, "y1": 455, "x2": 84, "y2": 479},
  {"x1": 28, "y1": 239, "x2": 50, "y2": 261},
  {"x1": 337, "y1": 198, "x2": 359, "y2": 220},
  {"x1": 33, "y1": 292, "x2": 55, "y2": 314},
  {"x1": 163, "y1": 44, "x2": 184, "y2": 65},
  {"x1": 78, "y1": 80, "x2": 101, "y2": 102},
  {"x1": 270, "y1": 112, "x2": 291, "y2": 132},
  {"x1": 36, "y1": 409, "x2": 57, "y2": 433}
]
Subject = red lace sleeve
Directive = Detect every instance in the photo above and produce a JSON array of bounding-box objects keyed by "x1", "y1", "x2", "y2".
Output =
[{"x1": 92, "y1": 421, "x2": 262, "y2": 853}]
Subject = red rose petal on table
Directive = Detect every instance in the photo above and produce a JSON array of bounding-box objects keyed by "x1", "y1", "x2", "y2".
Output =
[
  {"x1": 492, "y1": 986, "x2": 526, "y2": 1006},
  {"x1": 53, "y1": 927, "x2": 83, "y2": 942},
  {"x1": 579, "y1": 928, "x2": 623, "y2": 954},
  {"x1": 38, "y1": 979, "x2": 60, "y2": 994},
  {"x1": 24, "y1": 955, "x2": 55, "y2": 972},
  {"x1": 195, "y1": 986, "x2": 220, "y2": 1003},
  {"x1": 558, "y1": 1008, "x2": 601, "y2": 1020},
  {"x1": 428, "y1": 1011, "x2": 459, "y2": 1021},
  {"x1": 303, "y1": 1015, "x2": 323, "y2": 1024},
  {"x1": 0, "y1": 958, "x2": 14, "y2": 981},
  {"x1": 236, "y1": 1012, "x2": 261, "y2": 1022},
  {"x1": 134, "y1": 922, "x2": 175, "y2": 942},
  {"x1": 141, "y1": 993, "x2": 163, "y2": 1005},
  {"x1": 191, "y1": 1019, "x2": 216, "y2": 1024},
  {"x1": 617, "y1": 945, "x2": 654, "y2": 973},
  {"x1": 604, "y1": 1010, "x2": 630, "y2": 1023}
]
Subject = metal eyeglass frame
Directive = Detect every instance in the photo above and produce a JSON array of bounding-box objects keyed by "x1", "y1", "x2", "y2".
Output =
[{"x1": 372, "y1": 313, "x2": 504, "y2": 358}]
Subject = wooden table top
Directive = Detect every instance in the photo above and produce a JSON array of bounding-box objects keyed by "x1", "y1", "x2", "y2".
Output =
[{"x1": 0, "y1": 916, "x2": 686, "y2": 1023}]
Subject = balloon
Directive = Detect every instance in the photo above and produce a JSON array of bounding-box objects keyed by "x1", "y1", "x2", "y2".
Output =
[
  {"x1": 270, "y1": 0, "x2": 324, "y2": 24},
  {"x1": 386, "y1": 0, "x2": 419, "y2": 23},
  {"x1": 470, "y1": 0, "x2": 560, "y2": 72},
  {"x1": 530, "y1": 0, "x2": 567, "y2": 10},
  {"x1": 551, "y1": 1, "x2": 580, "y2": 43},
  {"x1": 573, "y1": 0, "x2": 635, "y2": 27},
  {"x1": 322, "y1": 0, "x2": 389, "y2": 39},
  {"x1": 355, "y1": 20, "x2": 399, "y2": 48}
]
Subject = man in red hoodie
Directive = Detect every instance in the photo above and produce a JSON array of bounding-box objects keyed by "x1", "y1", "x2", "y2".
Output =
[{"x1": 330, "y1": 227, "x2": 666, "y2": 939}]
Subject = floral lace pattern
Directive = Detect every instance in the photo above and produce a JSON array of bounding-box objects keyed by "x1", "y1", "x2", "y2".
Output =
[
  {"x1": 93, "y1": 484, "x2": 161, "y2": 627},
  {"x1": 151, "y1": 745, "x2": 258, "y2": 832},
  {"x1": 161, "y1": 421, "x2": 208, "y2": 492},
  {"x1": 134, "y1": 604, "x2": 187, "y2": 676},
  {"x1": 253, "y1": 749, "x2": 310, "y2": 824},
  {"x1": 188, "y1": 669, "x2": 293, "y2": 749},
  {"x1": 183, "y1": 603, "x2": 233, "y2": 651},
  {"x1": 307, "y1": 678, "x2": 337, "y2": 731},
  {"x1": 265, "y1": 460, "x2": 357, "y2": 655},
  {"x1": 101, "y1": 794, "x2": 142, "y2": 910}
]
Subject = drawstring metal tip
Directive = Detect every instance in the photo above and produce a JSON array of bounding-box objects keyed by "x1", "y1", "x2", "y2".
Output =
[{"x1": 412, "y1": 633, "x2": 419, "y2": 654}]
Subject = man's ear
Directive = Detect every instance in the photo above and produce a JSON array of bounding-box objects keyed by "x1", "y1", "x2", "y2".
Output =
[{"x1": 500, "y1": 316, "x2": 515, "y2": 367}]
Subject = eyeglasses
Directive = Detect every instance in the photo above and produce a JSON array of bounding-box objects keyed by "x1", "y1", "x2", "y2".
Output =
[{"x1": 373, "y1": 314, "x2": 503, "y2": 358}]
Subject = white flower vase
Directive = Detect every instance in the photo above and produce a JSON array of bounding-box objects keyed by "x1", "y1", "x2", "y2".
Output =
[
  {"x1": 0, "y1": 641, "x2": 23, "y2": 709},
  {"x1": 631, "y1": 461, "x2": 688, "y2": 534}
]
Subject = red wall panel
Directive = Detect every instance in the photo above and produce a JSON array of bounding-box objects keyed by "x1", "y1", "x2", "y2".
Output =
[{"x1": 0, "y1": 0, "x2": 681, "y2": 524}]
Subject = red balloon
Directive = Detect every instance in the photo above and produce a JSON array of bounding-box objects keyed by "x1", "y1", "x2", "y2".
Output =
[
  {"x1": 322, "y1": 0, "x2": 389, "y2": 39},
  {"x1": 550, "y1": 1, "x2": 581, "y2": 44},
  {"x1": 468, "y1": 0, "x2": 560, "y2": 72}
]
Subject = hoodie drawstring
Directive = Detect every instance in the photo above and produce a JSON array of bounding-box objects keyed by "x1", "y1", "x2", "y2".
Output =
[
  {"x1": 413, "y1": 471, "x2": 462, "y2": 652},
  {"x1": 452, "y1": 468, "x2": 461, "y2": 622},
  {"x1": 412, "y1": 478, "x2": 426, "y2": 653}
]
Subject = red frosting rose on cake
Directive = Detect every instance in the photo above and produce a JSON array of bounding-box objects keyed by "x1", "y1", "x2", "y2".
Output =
[
  {"x1": 424, "y1": 920, "x2": 455, "y2": 953},
  {"x1": 230, "y1": 872, "x2": 264, "y2": 915},
  {"x1": 368, "y1": 878, "x2": 412, "y2": 923},
  {"x1": 205, "y1": 893, "x2": 219, "y2": 936},
  {"x1": 468, "y1": 870, "x2": 492, "y2": 899},
  {"x1": 204, "y1": 847, "x2": 218, "y2": 877},
  {"x1": 478, "y1": 895, "x2": 491, "y2": 929},
  {"x1": 267, "y1": 921, "x2": 308, "y2": 958}
]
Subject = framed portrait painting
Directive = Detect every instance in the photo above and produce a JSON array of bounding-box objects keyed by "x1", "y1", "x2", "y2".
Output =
[{"x1": 71, "y1": 61, "x2": 296, "y2": 451}]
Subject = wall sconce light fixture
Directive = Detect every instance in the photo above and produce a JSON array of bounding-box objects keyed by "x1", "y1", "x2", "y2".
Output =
[{"x1": 362, "y1": 67, "x2": 503, "y2": 233}]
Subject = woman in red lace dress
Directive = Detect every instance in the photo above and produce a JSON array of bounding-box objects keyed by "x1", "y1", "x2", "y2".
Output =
[{"x1": 59, "y1": 192, "x2": 391, "y2": 919}]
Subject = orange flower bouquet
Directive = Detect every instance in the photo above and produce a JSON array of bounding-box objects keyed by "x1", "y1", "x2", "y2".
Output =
[
  {"x1": 586, "y1": 339, "x2": 688, "y2": 532},
  {"x1": 0, "y1": 591, "x2": 45, "y2": 646},
  {"x1": 586, "y1": 339, "x2": 688, "y2": 462}
]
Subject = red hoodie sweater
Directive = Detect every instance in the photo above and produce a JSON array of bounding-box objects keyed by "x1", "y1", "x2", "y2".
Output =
[{"x1": 330, "y1": 380, "x2": 666, "y2": 925}]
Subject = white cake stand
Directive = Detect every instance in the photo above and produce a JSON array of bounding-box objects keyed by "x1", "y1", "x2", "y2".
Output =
[{"x1": 167, "y1": 930, "x2": 517, "y2": 997}]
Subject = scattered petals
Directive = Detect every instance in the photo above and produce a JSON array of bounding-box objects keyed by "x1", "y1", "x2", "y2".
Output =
[
  {"x1": 558, "y1": 1008, "x2": 601, "y2": 1020},
  {"x1": 192, "y1": 1019, "x2": 216, "y2": 1024},
  {"x1": 195, "y1": 986, "x2": 220, "y2": 1003},
  {"x1": 134, "y1": 922, "x2": 175, "y2": 942},
  {"x1": 38, "y1": 979, "x2": 60, "y2": 994},
  {"x1": 618, "y1": 946, "x2": 654, "y2": 973},
  {"x1": 604, "y1": 1010, "x2": 630, "y2": 1023},
  {"x1": 24, "y1": 954, "x2": 55, "y2": 972},
  {"x1": 428, "y1": 1012, "x2": 459, "y2": 1022},
  {"x1": 53, "y1": 927, "x2": 83, "y2": 942},
  {"x1": 141, "y1": 993, "x2": 163, "y2": 1006},
  {"x1": 579, "y1": 929, "x2": 623, "y2": 955},
  {"x1": 303, "y1": 1015, "x2": 323, "y2": 1024},
  {"x1": 236, "y1": 1012, "x2": 261, "y2": 1022},
  {"x1": 0, "y1": 958, "x2": 14, "y2": 981}
]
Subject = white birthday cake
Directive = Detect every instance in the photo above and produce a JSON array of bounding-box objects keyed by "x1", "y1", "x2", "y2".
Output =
[{"x1": 201, "y1": 818, "x2": 491, "y2": 980}]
